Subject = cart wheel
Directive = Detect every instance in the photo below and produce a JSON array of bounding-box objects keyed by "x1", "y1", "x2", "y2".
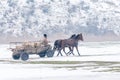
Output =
[
  {"x1": 46, "y1": 50, "x2": 54, "y2": 57},
  {"x1": 21, "y1": 53, "x2": 29, "y2": 61},
  {"x1": 12, "y1": 54, "x2": 20, "y2": 60},
  {"x1": 38, "y1": 51, "x2": 46, "y2": 58}
]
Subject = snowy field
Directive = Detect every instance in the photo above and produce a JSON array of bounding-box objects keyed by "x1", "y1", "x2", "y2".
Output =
[{"x1": 0, "y1": 41, "x2": 120, "y2": 80}]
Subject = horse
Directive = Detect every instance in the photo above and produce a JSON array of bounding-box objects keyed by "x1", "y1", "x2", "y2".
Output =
[
  {"x1": 60, "y1": 33, "x2": 83, "y2": 56},
  {"x1": 53, "y1": 34, "x2": 76, "y2": 56}
]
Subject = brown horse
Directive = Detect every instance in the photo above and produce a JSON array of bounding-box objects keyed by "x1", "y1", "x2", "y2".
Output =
[
  {"x1": 53, "y1": 34, "x2": 76, "y2": 56},
  {"x1": 60, "y1": 33, "x2": 83, "y2": 56}
]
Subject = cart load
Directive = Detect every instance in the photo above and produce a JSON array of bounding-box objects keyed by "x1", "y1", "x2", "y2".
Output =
[{"x1": 9, "y1": 41, "x2": 54, "y2": 61}]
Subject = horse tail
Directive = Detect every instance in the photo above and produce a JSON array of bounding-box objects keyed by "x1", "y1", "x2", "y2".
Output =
[
  {"x1": 53, "y1": 40, "x2": 57, "y2": 51},
  {"x1": 59, "y1": 40, "x2": 62, "y2": 48},
  {"x1": 53, "y1": 40, "x2": 62, "y2": 51}
]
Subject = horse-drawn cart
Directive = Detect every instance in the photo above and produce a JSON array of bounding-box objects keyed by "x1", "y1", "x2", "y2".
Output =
[{"x1": 9, "y1": 41, "x2": 54, "y2": 61}]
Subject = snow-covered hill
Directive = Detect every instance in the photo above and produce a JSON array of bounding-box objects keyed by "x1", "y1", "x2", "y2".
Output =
[{"x1": 0, "y1": 0, "x2": 120, "y2": 38}]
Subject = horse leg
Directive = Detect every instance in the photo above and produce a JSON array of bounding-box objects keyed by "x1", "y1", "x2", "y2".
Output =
[
  {"x1": 59, "y1": 50, "x2": 63, "y2": 56},
  {"x1": 63, "y1": 47, "x2": 68, "y2": 56},
  {"x1": 53, "y1": 46, "x2": 59, "y2": 56},
  {"x1": 66, "y1": 47, "x2": 74, "y2": 56},
  {"x1": 57, "y1": 48, "x2": 63, "y2": 56},
  {"x1": 57, "y1": 51, "x2": 59, "y2": 56},
  {"x1": 57, "y1": 51, "x2": 62, "y2": 56},
  {"x1": 67, "y1": 47, "x2": 72, "y2": 55},
  {"x1": 53, "y1": 46, "x2": 56, "y2": 53},
  {"x1": 70, "y1": 47, "x2": 75, "y2": 56},
  {"x1": 75, "y1": 46, "x2": 80, "y2": 56}
]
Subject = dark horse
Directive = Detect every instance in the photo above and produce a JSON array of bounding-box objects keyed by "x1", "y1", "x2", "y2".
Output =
[
  {"x1": 53, "y1": 33, "x2": 83, "y2": 56},
  {"x1": 61, "y1": 33, "x2": 83, "y2": 56},
  {"x1": 53, "y1": 34, "x2": 76, "y2": 56}
]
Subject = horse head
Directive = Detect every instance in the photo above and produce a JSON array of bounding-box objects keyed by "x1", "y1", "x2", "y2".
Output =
[
  {"x1": 76, "y1": 33, "x2": 83, "y2": 41},
  {"x1": 70, "y1": 34, "x2": 76, "y2": 39}
]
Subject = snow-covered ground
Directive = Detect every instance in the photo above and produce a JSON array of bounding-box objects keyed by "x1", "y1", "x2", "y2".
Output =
[{"x1": 0, "y1": 41, "x2": 120, "y2": 80}]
